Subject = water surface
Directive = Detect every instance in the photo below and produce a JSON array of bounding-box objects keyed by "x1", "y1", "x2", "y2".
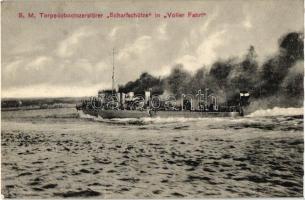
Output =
[{"x1": 1, "y1": 108, "x2": 303, "y2": 198}]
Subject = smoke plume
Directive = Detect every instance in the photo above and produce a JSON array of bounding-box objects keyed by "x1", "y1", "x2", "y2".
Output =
[{"x1": 118, "y1": 31, "x2": 304, "y2": 111}]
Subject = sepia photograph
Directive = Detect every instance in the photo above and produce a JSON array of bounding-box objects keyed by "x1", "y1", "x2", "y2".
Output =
[{"x1": 1, "y1": 0, "x2": 304, "y2": 198}]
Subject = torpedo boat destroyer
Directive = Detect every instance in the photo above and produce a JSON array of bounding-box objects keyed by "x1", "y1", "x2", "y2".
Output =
[
  {"x1": 77, "y1": 49, "x2": 249, "y2": 119},
  {"x1": 77, "y1": 88, "x2": 249, "y2": 119}
]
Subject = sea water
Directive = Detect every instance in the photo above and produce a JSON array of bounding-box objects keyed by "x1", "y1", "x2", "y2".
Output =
[{"x1": 1, "y1": 107, "x2": 303, "y2": 198}]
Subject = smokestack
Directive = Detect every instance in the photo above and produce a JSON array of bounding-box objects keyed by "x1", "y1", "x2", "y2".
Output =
[{"x1": 145, "y1": 91, "x2": 151, "y2": 106}]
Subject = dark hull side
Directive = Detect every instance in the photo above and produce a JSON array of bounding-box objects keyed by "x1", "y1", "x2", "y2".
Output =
[
  {"x1": 81, "y1": 109, "x2": 241, "y2": 118},
  {"x1": 153, "y1": 110, "x2": 240, "y2": 118},
  {"x1": 99, "y1": 110, "x2": 150, "y2": 118},
  {"x1": 82, "y1": 108, "x2": 98, "y2": 117}
]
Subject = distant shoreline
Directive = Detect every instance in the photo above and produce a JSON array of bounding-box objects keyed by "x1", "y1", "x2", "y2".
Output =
[{"x1": 1, "y1": 104, "x2": 75, "y2": 112}]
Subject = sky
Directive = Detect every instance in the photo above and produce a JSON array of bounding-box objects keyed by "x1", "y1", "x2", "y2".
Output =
[{"x1": 2, "y1": 0, "x2": 303, "y2": 98}]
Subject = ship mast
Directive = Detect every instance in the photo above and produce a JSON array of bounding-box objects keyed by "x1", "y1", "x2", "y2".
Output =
[{"x1": 112, "y1": 48, "x2": 115, "y2": 95}]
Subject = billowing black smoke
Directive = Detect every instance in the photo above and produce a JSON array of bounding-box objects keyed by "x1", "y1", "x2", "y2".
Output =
[
  {"x1": 258, "y1": 32, "x2": 303, "y2": 97},
  {"x1": 118, "y1": 72, "x2": 164, "y2": 95},
  {"x1": 118, "y1": 31, "x2": 303, "y2": 110}
]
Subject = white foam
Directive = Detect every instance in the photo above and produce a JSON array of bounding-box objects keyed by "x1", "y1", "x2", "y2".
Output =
[
  {"x1": 141, "y1": 117, "x2": 199, "y2": 124},
  {"x1": 78, "y1": 111, "x2": 96, "y2": 119},
  {"x1": 145, "y1": 116, "x2": 231, "y2": 124},
  {"x1": 247, "y1": 107, "x2": 303, "y2": 117},
  {"x1": 78, "y1": 111, "x2": 249, "y2": 125},
  {"x1": 79, "y1": 113, "x2": 226, "y2": 125}
]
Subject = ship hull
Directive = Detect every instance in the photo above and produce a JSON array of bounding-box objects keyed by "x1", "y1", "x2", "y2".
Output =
[
  {"x1": 98, "y1": 110, "x2": 151, "y2": 118},
  {"x1": 152, "y1": 110, "x2": 240, "y2": 118},
  {"x1": 86, "y1": 109, "x2": 241, "y2": 119},
  {"x1": 82, "y1": 108, "x2": 98, "y2": 117}
]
